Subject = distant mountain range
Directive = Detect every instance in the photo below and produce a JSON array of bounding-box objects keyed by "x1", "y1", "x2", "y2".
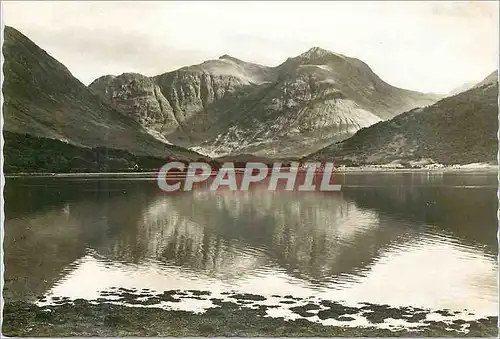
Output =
[
  {"x1": 306, "y1": 72, "x2": 498, "y2": 166},
  {"x1": 2, "y1": 26, "x2": 497, "y2": 172},
  {"x1": 90, "y1": 47, "x2": 441, "y2": 158}
]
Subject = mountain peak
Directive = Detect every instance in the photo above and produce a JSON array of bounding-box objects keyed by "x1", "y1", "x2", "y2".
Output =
[
  {"x1": 298, "y1": 47, "x2": 339, "y2": 60},
  {"x1": 218, "y1": 54, "x2": 242, "y2": 63}
]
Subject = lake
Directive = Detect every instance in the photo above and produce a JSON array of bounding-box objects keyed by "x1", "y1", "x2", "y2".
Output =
[{"x1": 3, "y1": 171, "x2": 498, "y2": 335}]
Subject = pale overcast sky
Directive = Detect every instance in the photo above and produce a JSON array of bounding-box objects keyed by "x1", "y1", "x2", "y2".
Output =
[{"x1": 2, "y1": 1, "x2": 498, "y2": 93}]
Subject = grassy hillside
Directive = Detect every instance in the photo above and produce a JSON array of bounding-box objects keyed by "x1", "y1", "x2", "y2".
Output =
[{"x1": 307, "y1": 82, "x2": 498, "y2": 165}]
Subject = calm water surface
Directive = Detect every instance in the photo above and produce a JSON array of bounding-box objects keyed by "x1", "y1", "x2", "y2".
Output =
[{"x1": 4, "y1": 171, "x2": 498, "y2": 324}]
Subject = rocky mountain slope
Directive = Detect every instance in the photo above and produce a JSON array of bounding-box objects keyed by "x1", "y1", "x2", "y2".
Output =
[
  {"x1": 90, "y1": 48, "x2": 441, "y2": 158},
  {"x1": 90, "y1": 56, "x2": 275, "y2": 140},
  {"x1": 306, "y1": 75, "x2": 498, "y2": 165},
  {"x1": 2, "y1": 26, "x2": 206, "y2": 161}
]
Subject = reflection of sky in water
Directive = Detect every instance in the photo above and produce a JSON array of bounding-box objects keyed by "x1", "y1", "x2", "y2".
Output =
[
  {"x1": 4, "y1": 172, "x2": 498, "y2": 324},
  {"x1": 46, "y1": 233, "x2": 497, "y2": 318}
]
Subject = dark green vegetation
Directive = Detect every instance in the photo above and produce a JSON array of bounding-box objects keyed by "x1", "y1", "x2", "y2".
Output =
[
  {"x1": 3, "y1": 131, "x2": 295, "y2": 173},
  {"x1": 3, "y1": 131, "x2": 177, "y2": 173},
  {"x1": 308, "y1": 82, "x2": 499, "y2": 165},
  {"x1": 3, "y1": 296, "x2": 497, "y2": 337},
  {"x1": 3, "y1": 131, "x2": 287, "y2": 173},
  {"x1": 2, "y1": 26, "x2": 205, "y2": 160}
]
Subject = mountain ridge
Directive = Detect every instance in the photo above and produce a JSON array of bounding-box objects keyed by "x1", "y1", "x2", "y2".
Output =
[
  {"x1": 3, "y1": 25, "x2": 494, "y2": 168},
  {"x1": 306, "y1": 76, "x2": 499, "y2": 165},
  {"x1": 2, "y1": 25, "x2": 207, "y2": 161},
  {"x1": 90, "y1": 46, "x2": 441, "y2": 157},
  {"x1": 448, "y1": 70, "x2": 498, "y2": 96}
]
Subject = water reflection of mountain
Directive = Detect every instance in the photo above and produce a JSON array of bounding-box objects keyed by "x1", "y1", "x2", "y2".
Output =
[
  {"x1": 131, "y1": 191, "x2": 420, "y2": 284},
  {"x1": 3, "y1": 178, "x2": 159, "y2": 301},
  {"x1": 4, "y1": 172, "x2": 496, "y2": 301},
  {"x1": 338, "y1": 175, "x2": 497, "y2": 255},
  {"x1": 4, "y1": 177, "x2": 159, "y2": 219},
  {"x1": 4, "y1": 207, "x2": 88, "y2": 302}
]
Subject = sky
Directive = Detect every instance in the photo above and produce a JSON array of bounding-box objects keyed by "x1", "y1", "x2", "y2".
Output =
[{"x1": 2, "y1": 1, "x2": 498, "y2": 94}]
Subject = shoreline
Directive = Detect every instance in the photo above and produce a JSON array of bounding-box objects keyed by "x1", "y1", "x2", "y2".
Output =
[
  {"x1": 3, "y1": 297, "x2": 497, "y2": 337},
  {"x1": 4, "y1": 164, "x2": 498, "y2": 178}
]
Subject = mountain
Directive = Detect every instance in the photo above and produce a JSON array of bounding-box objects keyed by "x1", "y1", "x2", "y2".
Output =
[
  {"x1": 2, "y1": 26, "x2": 206, "y2": 162},
  {"x1": 473, "y1": 70, "x2": 498, "y2": 89},
  {"x1": 448, "y1": 81, "x2": 477, "y2": 96},
  {"x1": 87, "y1": 72, "x2": 179, "y2": 144},
  {"x1": 90, "y1": 47, "x2": 441, "y2": 158},
  {"x1": 448, "y1": 70, "x2": 498, "y2": 96},
  {"x1": 89, "y1": 56, "x2": 275, "y2": 140},
  {"x1": 306, "y1": 77, "x2": 498, "y2": 166}
]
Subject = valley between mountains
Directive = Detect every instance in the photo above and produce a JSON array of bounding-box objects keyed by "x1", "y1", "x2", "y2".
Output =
[{"x1": 2, "y1": 25, "x2": 498, "y2": 173}]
